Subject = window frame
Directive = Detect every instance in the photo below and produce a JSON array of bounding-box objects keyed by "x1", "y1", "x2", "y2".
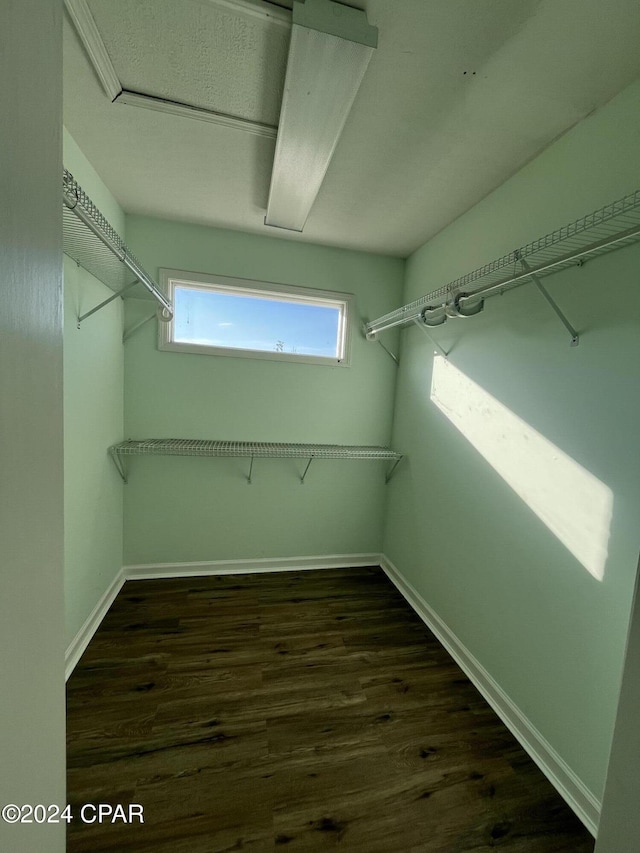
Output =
[{"x1": 158, "y1": 268, "x2": 354, "y2": 367}]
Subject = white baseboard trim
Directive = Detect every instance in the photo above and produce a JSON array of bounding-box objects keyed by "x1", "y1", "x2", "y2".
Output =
[
  {"x1": 379, "y1": 555, "x2": 600, "y2": 837},
  {"x1": 123, "y1": 553, "x2": 382, "y2": 580},
  {"x1": 65, "y1": 568, "x2": 125, "y2": 681},
  {"x1": 65, "y1": 555, "x2": 380, "y2": 678}
]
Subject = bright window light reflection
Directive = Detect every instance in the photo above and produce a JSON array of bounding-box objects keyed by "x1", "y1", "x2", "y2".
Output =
[{"x1": 430, "y1": 356, "x2": 612, "y2": 581}]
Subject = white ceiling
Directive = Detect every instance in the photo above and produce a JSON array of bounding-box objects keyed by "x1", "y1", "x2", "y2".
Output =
[{"x1": 63, "y1": 0, "x2": 640, "y2": 258}]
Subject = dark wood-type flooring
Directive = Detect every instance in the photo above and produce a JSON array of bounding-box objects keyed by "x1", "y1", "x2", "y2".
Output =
[{"x1": 66, "y1": 567, "x2": 595, "y2": 852}]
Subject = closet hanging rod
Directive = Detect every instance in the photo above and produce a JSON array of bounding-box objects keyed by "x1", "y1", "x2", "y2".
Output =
[
  {"x1": 458, "y1": 221, "x2": 640, "y2": 306},
  {"x1": 62, "y1": 169, "x2": 173, "y2": 319},
  {"x1": 365, "y1": 188, "x2": 640, "y2": 337}
]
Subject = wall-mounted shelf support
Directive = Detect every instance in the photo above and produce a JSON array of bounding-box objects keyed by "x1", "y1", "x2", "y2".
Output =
[
  {"x1": 77, "y1": 279, "x2": 139, "y2": 329},
  {"x1": 123, "y1": 312, "x2": 156, "y2": 343},
  {"x1": 362, "y1": 320, "x2": 399, "y2": 365},
  {"x1": 413, "y1": 318, "x2": 449, "y2": 358},
  {"x1": 377, "y1": 338, "x2": 399, "y2": 365},
  {"x1": 385, "y1": 457, "x2": 403, "y2": 484},
  {"x1": 109, "y1": 439, "x2": 403, "y2": 485},
  {"x1": 519, "y1": 257, "x2": 579, "y2": 346},
  {"x1": 110, "y1": 449, "x2": 129, "y2": 484},
  {"x1": 300, "y1": 457, "x2": 314, "y2": 484}
]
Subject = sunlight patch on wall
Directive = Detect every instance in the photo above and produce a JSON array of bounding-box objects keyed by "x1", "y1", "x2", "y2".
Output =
[{"x1": 430, "y1": 356, "x2": 612, "y2": 580}]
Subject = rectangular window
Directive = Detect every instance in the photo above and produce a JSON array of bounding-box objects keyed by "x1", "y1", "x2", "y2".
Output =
[{"x1": 159, "y1": 269, "x2": 352, "y2": 365}]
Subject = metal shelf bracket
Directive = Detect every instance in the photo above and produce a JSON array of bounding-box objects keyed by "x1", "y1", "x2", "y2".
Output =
[
  {"x1": 123, "y1": 312, "x2": 156, "y2": 343},
  {"x1": 77, "y1": 279, "x2": 139, "y2": 329},
  {"x1": 518, "y1": 256, "x2": 579, "y2": 346},
  {"x1": 377, "y1": 339, "x2": 399, "y2": 365},
  {"x1": 385, "y1": 457, "x2": 403, "y2": 483},
  {"x1": 109, "y1": 447, "x2": 128, "y2": 484},
  {"x1": 413, "y1": 319, "x2": 449, "y2": 358},
  {"x1": 361, "y1": 321, "x2": 399, "y2": 365},
  {"x1": 300, "y1": 457, "x2": 314, "y2": 484}
]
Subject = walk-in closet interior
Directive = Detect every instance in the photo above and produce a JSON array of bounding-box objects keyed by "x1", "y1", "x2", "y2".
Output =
[{"x1": 4, "y1": 0, "x2": 640, "y2": 851}]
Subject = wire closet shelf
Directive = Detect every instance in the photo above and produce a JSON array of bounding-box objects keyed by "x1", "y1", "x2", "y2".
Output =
[
  {"x1": 62, "y1": 168, "x2": 172, "y2": 319},
  {"x1": 109, "y1": 439, "x2": 403, "y2": 485},
  {"x1": 365, "y1": 188, "x2": 640, "y2": 337}
]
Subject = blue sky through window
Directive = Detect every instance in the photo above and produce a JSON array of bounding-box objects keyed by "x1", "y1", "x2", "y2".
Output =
[{"x1": 174, "y1": 286, "x2": 342, "y2": 358}]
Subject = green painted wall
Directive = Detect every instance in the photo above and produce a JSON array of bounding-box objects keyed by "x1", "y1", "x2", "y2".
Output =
[
  {"x1": 63, "y1": 129, "x2": 124, "y2": 649},
  {"x1": 384, "y1": 78, "x2": 640, "y2": 802},
  {"x1": 64, "y1": 128, "x2": 125, "y2": 237},
  {"x1": 123, "y1": 217, "x2": 404, "y2": 564}
]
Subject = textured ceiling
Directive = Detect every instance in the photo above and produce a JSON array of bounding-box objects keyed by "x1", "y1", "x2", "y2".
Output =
[
  {"x1": 64, "y1": 0, "x2": 640, "y2": 257},
  {"x1": 87, "y1": 0, "x2": 289, "y2": 124}
]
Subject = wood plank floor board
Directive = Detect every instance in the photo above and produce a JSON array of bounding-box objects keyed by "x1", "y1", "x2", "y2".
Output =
[
  {"x1": 67, "y1": 722, "x2": 269, "y2": 800},
  {"x1": 67, "y1": 567, "x2": 594, "y2": 852},
  {"x1": 266, "y1": 708, "x2": 388, "y2": 759}
]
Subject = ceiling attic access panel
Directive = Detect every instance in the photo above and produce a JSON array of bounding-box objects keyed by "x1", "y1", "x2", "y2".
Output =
[{"x1": 83, "y1": 0, "x2": 290, "y2": 126}]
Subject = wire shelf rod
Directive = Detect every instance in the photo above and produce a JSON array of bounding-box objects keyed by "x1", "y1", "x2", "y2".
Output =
[
  {"x1": 460, "y1": 220, "x2": 640, "y2": 306},
  {"x1": 365, "y1": 188, "x2": 640, "y2": 337},
  {"x1": 63, "y1": 169, "x2": 173, "y2": 318}
]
